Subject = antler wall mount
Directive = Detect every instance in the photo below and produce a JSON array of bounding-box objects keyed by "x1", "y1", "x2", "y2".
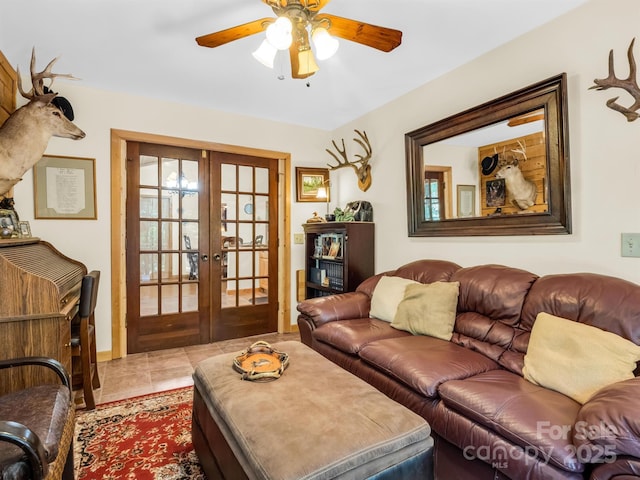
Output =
[
  {"x1": 326, "y1": 129, "x2": 373, "y2": 192},
  {"x1": 196, "y1": 0, "x2": 402, "y2": 80},
  {"x1": 590, "y1": 37, "x2": 640, "y2": 121}
]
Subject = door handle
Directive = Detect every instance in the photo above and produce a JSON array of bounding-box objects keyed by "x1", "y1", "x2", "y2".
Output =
[
  {"x1": 202, "y1": 254, "x2": 210, "y2": 262},
  {"x1": 212, "y1": 253, "x2": 221, "y2": 261}
]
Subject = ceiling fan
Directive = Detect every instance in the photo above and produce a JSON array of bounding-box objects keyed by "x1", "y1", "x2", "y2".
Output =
[{"x1": 195, "y1": 0, "x2": 402, "y2": 79}]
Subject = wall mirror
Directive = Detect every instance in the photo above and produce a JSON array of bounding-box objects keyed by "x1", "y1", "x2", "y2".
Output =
[{"x1": 405, "y1": 73, "x2": 571, "y2": 236}]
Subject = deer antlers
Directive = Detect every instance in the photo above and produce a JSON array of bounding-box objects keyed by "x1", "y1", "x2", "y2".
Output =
[
  {"x1": 590, "y1": 38, "x2": 640, "y2": 122},
  {"x1": 17, "y1": 48, "x2": 76, "y2": 104},
  {"x1": 326, "y1": 129, "x2": 373, "y2": 191}
]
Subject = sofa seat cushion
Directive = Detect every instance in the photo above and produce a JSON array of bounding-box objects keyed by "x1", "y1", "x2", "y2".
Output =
[
  {"x1": 314, "y1": 318, "x2": 410, "y2": 354},
  {"x1": 359, "y1": 336, "x2": 499, "y2": 398},
  {"x1": 438, "y1": 370, "x2": 583, "y2": 473}
]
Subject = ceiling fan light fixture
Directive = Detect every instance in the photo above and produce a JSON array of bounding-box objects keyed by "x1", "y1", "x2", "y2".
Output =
[
  {"x1": 295, "y1": 47, "x2": 319, "y2": 77},
  {"x1": 311, "y1": 27, "x2": 339, "y2": 60},
  {"x1": 266, "y1": 16, "x2": 293, "y2": 50},
  {"x1": 252, "y1": 39, "x2": 278, "y2": 68}
]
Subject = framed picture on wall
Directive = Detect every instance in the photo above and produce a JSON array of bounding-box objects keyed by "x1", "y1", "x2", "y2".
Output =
[
  {"x1": 33, "y1": 155, "x2": 97, "y2": 219},
  {"x1": 485, "y1": 178, "x2": 506, "y2": 208},
  {"x1": 456, "y1": 185, "x2": 476, "y2": 218},
  {"x1": 296, "y1": 167, "x2": 330, "y2": 202}
]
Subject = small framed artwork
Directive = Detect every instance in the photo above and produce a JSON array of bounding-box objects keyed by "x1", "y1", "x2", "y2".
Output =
[
  {"x1": 18, "y1": 221, "x2": 31, "y2": 237},
  {"x1": 33, "y1": 155, "x2": 97, "y2": 219},
  {"x1": 0, "y1": 209, "x2": 18, "y2": 233},
  {"x1": 486, "y1": 178, "x2": 506, "y2": 207},
  {"x1": 296, "y1": 167, "x2": 330, "y2": 202},
  {"x1": 456, "y1": 185, "x2": 476, "y2": 218}
]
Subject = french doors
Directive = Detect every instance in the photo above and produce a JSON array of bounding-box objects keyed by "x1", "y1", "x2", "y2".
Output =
[{"x1": 126, "y1": 143, "x2": 278, "y2": 353}]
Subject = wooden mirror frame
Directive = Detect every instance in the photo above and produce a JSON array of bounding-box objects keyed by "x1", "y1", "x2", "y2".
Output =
[{"x1": 405, "y1": 73, "x2": 571, "y2": 237}]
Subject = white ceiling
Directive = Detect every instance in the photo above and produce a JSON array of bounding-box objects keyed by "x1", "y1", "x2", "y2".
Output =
[{"x1": 0, "y1": 0, "x2": 587, "y2": 131}]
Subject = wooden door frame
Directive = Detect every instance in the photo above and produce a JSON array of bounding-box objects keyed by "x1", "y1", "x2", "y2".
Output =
[{"x1": 110, "y1": 129, "x2": 292, "y2": 359}]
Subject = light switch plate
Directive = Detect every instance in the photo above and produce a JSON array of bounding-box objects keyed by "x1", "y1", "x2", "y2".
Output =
[
  {"x1": 621, "y1": 233, "x2": 640, "y2": 257},
  {"x1": 294, "y1": 233, "x2": 304, "y2": 244}
]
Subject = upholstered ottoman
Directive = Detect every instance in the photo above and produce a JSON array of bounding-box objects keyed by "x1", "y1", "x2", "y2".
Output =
[{"x1": 192, "y1": 340, "x2": 433, "y2": 480}]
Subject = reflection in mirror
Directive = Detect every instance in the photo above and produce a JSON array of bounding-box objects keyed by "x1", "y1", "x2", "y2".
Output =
[
  {"x1": 423, "y1": 109, "x2": 545, "y2": 220},
  {"x1": 406, "y1": 74, "x2": 570, "y2": 237}
]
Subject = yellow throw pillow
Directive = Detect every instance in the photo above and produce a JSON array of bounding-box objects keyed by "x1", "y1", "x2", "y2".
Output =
[
  {"x1": 523, "y1": 312, "x2": 640, "y2": 404},
  {"x1": 370, "y1": 276, "x2": 420, "y2": 322},
  {"x1": 390, "y1": 281, "x2": 460, "y2": 340}
]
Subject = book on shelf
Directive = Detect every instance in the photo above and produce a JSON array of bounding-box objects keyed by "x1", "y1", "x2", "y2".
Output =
[{"x1": 309, "y1": 267, "x2": 326, "y2": 285}]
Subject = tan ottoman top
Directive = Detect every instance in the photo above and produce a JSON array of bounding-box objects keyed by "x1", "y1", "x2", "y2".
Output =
[{"x1": 193, "y1": 340, "x2": 432, "y2": 480}]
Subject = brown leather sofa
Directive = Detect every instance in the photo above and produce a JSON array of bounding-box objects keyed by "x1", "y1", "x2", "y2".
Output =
[{"x1": 297, "y1": 259, "x2": 640, "y2": 480}]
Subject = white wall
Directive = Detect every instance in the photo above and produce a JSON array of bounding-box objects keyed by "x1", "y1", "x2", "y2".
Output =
[
  {"x1": 12, "y1": 0, "x2": 640, "y2": 355},
  {"x1": 330, "y1": 0, "x2": 640, "y2": 285}
]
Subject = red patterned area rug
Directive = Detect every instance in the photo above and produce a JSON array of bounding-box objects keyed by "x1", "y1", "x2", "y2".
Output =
[{"x1": 74, "y1": 386, "x2": 205, "y2": 479}]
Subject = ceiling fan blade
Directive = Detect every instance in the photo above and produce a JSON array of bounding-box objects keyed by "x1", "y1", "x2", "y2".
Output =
[
  {"x1": 317, "y1": 14, "x2": 402, "y2": 52},
  {"x1": 196, "y1": 18, "x2": 272, "y2": 48}
]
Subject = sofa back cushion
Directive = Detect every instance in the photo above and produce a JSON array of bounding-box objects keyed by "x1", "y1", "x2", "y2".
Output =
[
  {"x1": 356, "y1": 259, "x2": 461, "y2": 297},
  {"x1": 520, "y1": 272, "x2": 640, "y2": 346},
  {"x1": 449, "y1": 264, "x2": 538, "y2": 373}
]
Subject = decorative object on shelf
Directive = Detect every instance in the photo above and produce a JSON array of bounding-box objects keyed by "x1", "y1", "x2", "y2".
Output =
[
  {"x1": 306, "y1": 211, "x2": 326, "y2": 223},
  {"x1": 33, "y1": 155, "x2": 97, "y2": 219},
  {"x1": 344, "y1": 200, "x2": 373, "y2": 221},
  {"x1": 0, "y1": 48, "x2": 85, "y2": 199},
  {"x1": 0, "y1": 208, "x2": 18, "y2": 237},
  {"x1": 17, "y1": 221, "x2": 31, "y2": 238},
  {"x1": 195, "y1": 0, "x2": 401, "y2": 80},
  {"x1": 333, "y1": 207, "x2": 353, "y2": 222},
  {"x1": 326, "y1": 129, "x2": 373, "y2": 192},
  {"x1": 296, "y1": 167, "x2": 330, "y2": 202},
  {"x1": 590, "y1": 38, "x2": 640, "y2": 121}
]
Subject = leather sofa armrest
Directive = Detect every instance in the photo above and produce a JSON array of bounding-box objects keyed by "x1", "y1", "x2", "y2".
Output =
[
  {"x1": 296, "y1": 292, "x2": 371, "y2": 328},
  {"x1": 0, "y1": 420, "x2": 48, "y2": 479},
  {"x1": 573, "y1": 376, "x2": 640, "y2": 459}
]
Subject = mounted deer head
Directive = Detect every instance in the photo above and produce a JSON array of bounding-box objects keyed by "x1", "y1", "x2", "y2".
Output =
[
  {"x1": 494, "y1": 140, "x2": 537, "y2": 211},
  {"x1": 0, "y1": 48, "x2": 85, "y2": 197},
  {"x1": 590, "y1": 38, "x2": 640, "y2": 122},
  {"x1": 326, "y1": 129, "x2": 373, "y2": 192}
]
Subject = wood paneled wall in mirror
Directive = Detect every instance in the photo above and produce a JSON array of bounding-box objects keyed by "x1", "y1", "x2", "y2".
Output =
[{"x1": 405, "y1": 74, "x2": 571, "y2": 237}]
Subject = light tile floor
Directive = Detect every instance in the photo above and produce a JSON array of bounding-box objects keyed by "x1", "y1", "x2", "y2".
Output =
[{"x1": 80, "y1": 331, "x2": 300, "y2": 408}]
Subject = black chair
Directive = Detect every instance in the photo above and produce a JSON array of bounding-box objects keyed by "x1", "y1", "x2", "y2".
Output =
[
  {"x1": 71, "y1": 271, "x2": 101, "y2": 410},
  {"x1": 184, "y1": 235, "x2": 199, "y2": 280},
  {"x1": 0, "y1": 357, "x2": 75, "y2": 480}
]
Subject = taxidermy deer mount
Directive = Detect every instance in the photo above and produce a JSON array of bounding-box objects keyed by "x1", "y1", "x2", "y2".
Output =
[
  {"x1": 590, "y1": 37, "x2": 640, "y2": 122},
  {"x1": 326, "y1": 129, "x2": 373, "y2": 191},
  {"x1": 494, "y1": 140, "x2": 537, "y2": 211},
  {"x1": 0, "y1": 48, "x2": 85, "y2": 198}
]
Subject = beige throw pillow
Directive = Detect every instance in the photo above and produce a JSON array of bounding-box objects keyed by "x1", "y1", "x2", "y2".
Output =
[
  {"x1": 523, "y1": 312, "x2": 640, "y2": 404},
  {"x1": 369, "y1": 276, "x2": 420, "y2": 322},
  {"x1": 390, "y1": 281, "x2": 460, "y2": 340}
]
